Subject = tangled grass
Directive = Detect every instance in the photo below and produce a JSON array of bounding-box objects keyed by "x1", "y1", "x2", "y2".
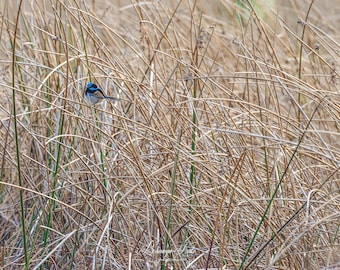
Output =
[{"x1": 0, "y1": 0, "x2": 339, "y2": 269}]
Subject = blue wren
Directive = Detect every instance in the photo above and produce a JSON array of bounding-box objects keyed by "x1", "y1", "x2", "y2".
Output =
[{"x1": 84, "y1": 82, "x2": 118, "y2": 104}]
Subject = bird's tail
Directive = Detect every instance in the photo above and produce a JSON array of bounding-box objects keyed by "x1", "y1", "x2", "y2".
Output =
[{"x1": 104, "y1": 96, "x2": 119, "y2": 101}]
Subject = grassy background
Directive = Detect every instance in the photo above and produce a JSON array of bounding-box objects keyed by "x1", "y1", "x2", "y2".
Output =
[{"x1": 0, "y1": 0, "x2": 339, "y2": 269}]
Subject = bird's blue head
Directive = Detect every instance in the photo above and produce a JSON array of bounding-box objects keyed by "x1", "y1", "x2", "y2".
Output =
[{"x1": 86, "y1": 82, "x2": 99, "y2": 92}]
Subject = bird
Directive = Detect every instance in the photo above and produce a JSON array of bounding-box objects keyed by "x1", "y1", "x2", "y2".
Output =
[{"x1": 84, "y1": 82, "x2": 119, "y2": 105}]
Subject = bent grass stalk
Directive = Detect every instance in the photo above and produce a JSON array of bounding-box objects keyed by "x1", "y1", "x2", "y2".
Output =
[{"x1": 11, "y1": 0, "x2": 29, "y2": 268}]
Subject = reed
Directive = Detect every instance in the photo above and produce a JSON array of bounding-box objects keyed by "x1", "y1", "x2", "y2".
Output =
[{"x1": 0, "y1": 0, "x2": 339, "y2": 269}]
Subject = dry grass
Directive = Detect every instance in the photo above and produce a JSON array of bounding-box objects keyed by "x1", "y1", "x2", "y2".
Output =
[{"x1": 0, "y1": 0, "x2": 339, "y2": 269}]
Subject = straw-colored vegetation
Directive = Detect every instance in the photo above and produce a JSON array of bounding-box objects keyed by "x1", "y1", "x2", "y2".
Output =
[{"x1": 0, "y1": 0, "x2": 339, "y2": 269}]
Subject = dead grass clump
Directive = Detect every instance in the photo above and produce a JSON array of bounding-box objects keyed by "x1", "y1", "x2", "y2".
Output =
[{"x1": 0, "y1": 0, "x2": 339, "y2": 269}]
